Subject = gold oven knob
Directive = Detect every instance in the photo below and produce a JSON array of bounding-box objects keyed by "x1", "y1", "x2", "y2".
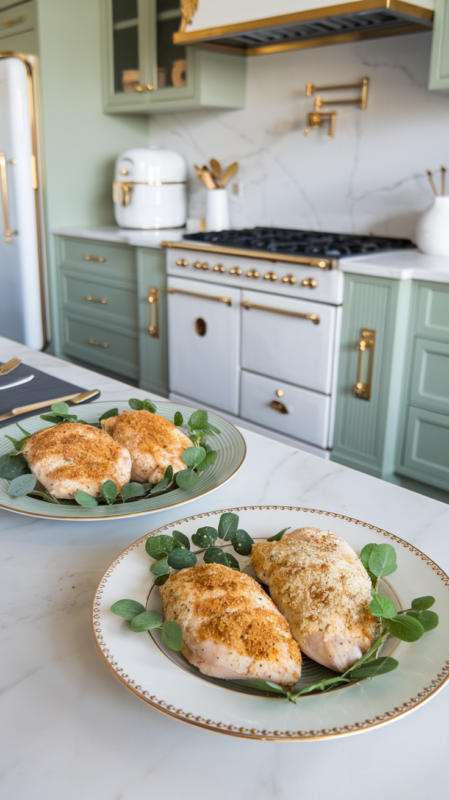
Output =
[
  {"x1": 275, "y1": 389, "x2": 284, "y2": 397},
  {"x1": 194, "y1": 261, "x2": 202, "y2": 269},
  {"x1": 264, "y1": 272, "x2": 277, "y2": 281},
  {"x1": 202, "y1": 262, "x2": 209, "y2": 270},
  {"x1": 282, "y1": 274, "x2": 297, "y2": 285},
  {"x1": 213, "y1": 264, "x2": 226, "y2": 273},
  {"x1": 176, "y1": 258, "x2": 188, "y2": 267},
  {"x1": 301, "y1": 277, "x2": 318, "y2": 288},
  {"x1": 246, "y1": 270, "x2": 259, "y2": 278},
  {"x1": 230, "y1": 267, "x2": 242, "y2": 275}
]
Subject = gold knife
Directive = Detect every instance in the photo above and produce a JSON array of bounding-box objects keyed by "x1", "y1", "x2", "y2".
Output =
[{"x1": 0, "y1": 390, "x2": 100, "y2": 422}]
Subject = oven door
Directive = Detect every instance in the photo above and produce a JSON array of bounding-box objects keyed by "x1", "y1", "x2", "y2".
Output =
[
  {"x1": 167, "y1": 276, "x2": 241, "y2": 414},
  {"x1": 241, "y1": 290, "x2": 338, "y2": 394}
]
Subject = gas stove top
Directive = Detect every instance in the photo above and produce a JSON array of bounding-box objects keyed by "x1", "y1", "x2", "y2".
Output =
[{"x1": 183, "y1": 227, "x2": 413, "y2": 259}]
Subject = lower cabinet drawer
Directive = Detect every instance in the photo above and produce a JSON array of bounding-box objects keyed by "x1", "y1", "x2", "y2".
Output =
[
  {"x1": 410, "y1": 338, "x2": 449, "y2": 415},
  {"x1": 399, "y1": 405, "x2": 449, "y2": 490},
  {"x1": 240, "y1": 370, "x2": 331, "y2": 449},
  {"x1": 60, "y1": 313, "x2": 139, "y2": 379},
  {"x1": 60, "y1": 269, "x2": 138, "y2": 327},
  {"x1": 58, "y1": 237, "x2": 135, "y2": 280}
]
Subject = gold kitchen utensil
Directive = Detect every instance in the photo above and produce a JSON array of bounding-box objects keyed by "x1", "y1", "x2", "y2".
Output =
[
  {"x1": 210, "y1": 159, "x2": 222, "y2": 181},
  {"x1": 195, "y1": 165, "x2": 217, "y2": 190},
  {"x1": 220, "y1": 162, "x2": 238, "y2": 188},
  {"x1": 442, "y1": 166, "x2": 446, "y2": 196},
  {"x1": 0, "y1": 389, "x2": 100, "y2": 422},
  {"x1": 0, "y1": 357, "x2": 21, "y2": 376},
  {"x1": 427, "y1": 170, "x2": 438, "y2": 197}
]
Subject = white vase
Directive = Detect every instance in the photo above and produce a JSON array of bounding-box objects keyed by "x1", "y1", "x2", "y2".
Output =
[
  {"x1": 415, "y1": 197, "x2": 449, "y2": 257},
  {"x1": 206, "y1": 188, "x2": 230, "y2": 232}
]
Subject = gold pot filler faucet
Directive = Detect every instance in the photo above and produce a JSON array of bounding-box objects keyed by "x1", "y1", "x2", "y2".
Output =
[{"x1": 304, "y1": 77, "x2": 369, "y2": 139}]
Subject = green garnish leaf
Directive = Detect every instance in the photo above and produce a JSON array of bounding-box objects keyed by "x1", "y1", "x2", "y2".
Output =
[
  {"x1": 196, "y1": 450, "x2": 217, "y2": 473},
  {"x1": 154, "y1": 574, "x2": 170, "y2": 586},
  {"x1": 130, "y1": 610, "x2": 163, "y2": 632},
  {"x1": 8, "y1": 473, "x2": 37, "y2": 497},
  {"x1": 188, "y1": 409, "x2": 208, "y2": 430},
  {"x1": 293, "y1": 676, "x2": 350, "y2": 697},
  {"x1": 388, "y1": 614, "x2": 424, "y2": 642},
  {"x1": 192, "y1": 526, "x2": 217, "y2": 547},
  {"x1": 172, "y1": 530, "x2": 190, "y2": 549},
  {"x1": 174, "y1": 411, "x2": 183, "y2": 426},
  {"x1": 4, "y1": 434, "x2": 30, "y2": 451},
  {"x1": 161, "y1": 620, "x2": 183, "y2": 651},
  {"x1": 370, "y1": 593, "x2": 397, "y2": 619},
  {"x1": 348, "y1": 656, "x2": 399, "y2": 681},
  {"x1": 243, "y1": 679, "x2": 291, "y2": 697},
  {"x1": 167, "y1": 548, "x2": 197, "y2": 570},
  {"x1": 150, "y1": 556, "x2": 170, "y2": 576},
  {"x1": 232, "y1": 529, "x2": 254, "y2": 556},
  {"x1": 51, "y1": 402, "x2": 70, "y2": 415},
  {"x1": 411, "y1": 596, "x2": 435, "y2": 610},
  {"x1": 144, "y1": 399, "x2": 157, "y2": 413},
  {"x1": 198, "y1": 423, "x2": 221, "y2": 435},
  {"x1": 110, "y1": 599, "x2": 146, "y2": 619},
  {"x1": 360, "y1": 543, "x2": 378, "y2": 570},
  {"x1": 218, "y1": 512, "x2": 239, "y2": 541},
  {"x1": 406, "y1": 609, "x2": 439, "y2": 632},
  {"x1": 175, "y1": 468, "x2": 199, "y2": 491},
  {"x1": 100, "y1": 480, "x2": 118, "y2": 505},
  {"x1": 267, "y1": 527, "x2": 290, "y2": 542},
  {"x1": 121, "y1": 482, "x2": 149, "y2": 501},
  {"x1": 182, "y1": 446, "x2": 206, "y2": 467},
  {"x1": 146, "y1": 535, "x2": 177, "y2": 559},
  {"x1": 74, "y1": 490, "x2": 98, "y2": 507},
  {"x1": 129, "y1": 398, "x2": 143, "y2": 410},
  {"x1": 203, "y1": 546, "x2": 228, "y2": 566},
  {"x1": 0, "y1": 452, "x2": 31, "y2": 479},
  {"x1": 368, "y1": 544, "x2": 397, "y2": 580},
  {"x1": 99, "y1": 408, "x2": 119, "y2": 420},
  {"x1": 189, "y1": 432, "x2": 206, "y2": 446},
  {"x1": 224, "y1": 552, "x2": 240, "y2": 571},
  {"x1": 28, "y1": 490, "x2": 60, "y2": 504}
]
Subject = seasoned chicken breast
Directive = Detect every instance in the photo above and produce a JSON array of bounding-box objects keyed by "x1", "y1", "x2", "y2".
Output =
[
  {"x1": 251, "y1": 528, "x2": 378, "y2": 673},
  {"x1": 22, "y1": 422, "x2": 132, "y2": 499},
  {"x1": 101, "y1": 410, "x2": 192, "y2": 484},
  {"x1": 159, "y1": 562, "x2": 301, "y2": 685}
]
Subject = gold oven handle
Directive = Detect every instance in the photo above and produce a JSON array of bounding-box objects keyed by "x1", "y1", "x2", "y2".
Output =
[
  {"x1": 269, "y1": 400, "x2": 289, "y2": 414},
  {"x1": 167, "y1": 287, "x2": 232, "y2": 305},
  {"x1": 241, "y1": 300, "x2": 320, "y2": 325},
  {"x1": 148, "y1": 286, "x2": 159, "y2": 337},
  {"x1": 0, "y1": 151, "x2": 15, "y2": 244},
  {"x1": 354, "y1": 329, "x2": 376, "y2": 400}
]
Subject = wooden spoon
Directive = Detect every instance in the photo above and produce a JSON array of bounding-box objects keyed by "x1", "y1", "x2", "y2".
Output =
[
  {"x1": 219, "y1": 162, "x2": 238, "y2": 188},
  {"x1": 210, "y1": 159, "x2": 222, "y2": 181}
]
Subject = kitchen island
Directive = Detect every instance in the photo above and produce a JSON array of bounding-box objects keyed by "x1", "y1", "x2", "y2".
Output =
[{"x1": 1, "y1": 335, "x2": 448, "y2": 800}]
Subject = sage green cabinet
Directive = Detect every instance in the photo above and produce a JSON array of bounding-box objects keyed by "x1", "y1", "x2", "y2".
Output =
[
  {"x1": 101, "y1": 0, "x2": 245, "y2": 114},
  {"x1": 136, "y1": 247, "x2": 168, "y2": 396},
  {"x1": 429, "y1": 0, "x2": 449, "y2": 89}
]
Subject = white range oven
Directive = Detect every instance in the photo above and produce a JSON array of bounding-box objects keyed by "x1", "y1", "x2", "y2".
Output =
[{"x1": 162, "y1": 228, "x2": 411, "y2": 458}]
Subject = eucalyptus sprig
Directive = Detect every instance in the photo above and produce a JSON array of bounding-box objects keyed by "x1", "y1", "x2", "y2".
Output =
[{"x1": 110, "y1": 600, "x2": 183, "y2": 651}]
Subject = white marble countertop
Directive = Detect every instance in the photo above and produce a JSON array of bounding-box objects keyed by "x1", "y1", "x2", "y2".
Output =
[
  {"x1": 1, "y1": 336, "x2": 449, "y2": 800},
  {"x1": 51, "y1": 225, "x2": 187, "y2": 248}
]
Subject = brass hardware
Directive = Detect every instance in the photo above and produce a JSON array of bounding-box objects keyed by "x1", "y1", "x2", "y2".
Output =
[
  {"x1": 119, "y1": 169, "x2": 129, "y2": 175},
  {"x1": 246, "y1": 269, "x2": 259, "y2": 278},
  {"x1": 275, "y1": 389, "x2": 284, "y2": 397},
  {"x1": 229, "y1": 267, "x2": 242, "y2": 275},
  {"x1": 176, "y1": 258, "x2": 188, "y2": 266},
  {"x1": 307, "y1": 77, "x2": 369, "y2": 109},
  {"x1": 179, "y1": 0, "x2": 199, "y2": 33},
  {"x1": 194, "y1": 261, "x2": 202, "y2": 269},
  {"x1": 9, "y1": 159, "x2": 17, "y2": 165},
  {"x1": 88, "y1": 338, "x2": 109, "y2": 348},
  {"x1": 354, "y1": 329, "x2": 376, "y2": 400},
  {"x1": 301, "y1": 278, "x2": 318, "y2": 288},
  {"x1": 282, "y1": 274, "x2": 297, "y2": 285},
  {"x1": 146, "y1": 84, "x2": 154, "y2": 91},
  {"x1": 135, "y1": 85, "x2": 145, "y2": 92},
  {"x1": 213, "y1": 264, "x2": 226, "y2": 273},
  {"x1": 241, "y1": 300, "x2": 319, "y2": 325},
  {"x1": 0, "y1": 152, "x2": 16, "y2": 243},
  {"x1": 148, "y1": 287, "x2": 159, "y2": 337},
  {"x1": 112, "y1": 181, "x2": 133, "y2": 206},
  {"x1": 161, "y1": 241, "x2": 336, "y2": 269},
  {"x1": 30, "y1": 155, "x2": 38, "y2": 189},
  {"x1": 269, "y1": 400, "x2": 289, "y2": 414},
  {"x1": 2, "y1": 15, "x2": 25, "y2": 27},
  {"x1": 195, "y1": 317, "x2": 207, "y2": 336},
  {"x1": 167, "y1": 287, "x2": 232, "y2": 305},
  {"x1": 305, "y1": 110, "x2": 337, "y2": 139},
  {"x1": 264, "y1": 272, "x2": 278, "y2": 281},
  {"x1": 202, "y1": 262, "x2": 209, "y2": 270},
  {"x1": 84, "y1": 254, "x2": 106, "y2": 262},
  {"x1": 86, "y1": 295, "x2": 107, "y2": 304}
]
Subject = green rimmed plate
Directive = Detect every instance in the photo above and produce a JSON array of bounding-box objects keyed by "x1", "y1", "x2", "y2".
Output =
[{"x1": 0, "y1": 401, "x2": 246, "y2": 521}]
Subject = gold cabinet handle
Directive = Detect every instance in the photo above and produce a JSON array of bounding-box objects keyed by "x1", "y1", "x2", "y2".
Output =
[
  {"x1": 241, "y1": 300, "x2": 319, "y2": 325},
  {"x1": 135, "y1": 85, "x2": 145, "y2": 92},
  {"x1": 0, "y1": 152, "x2": 17, "y2": 244},
  {"x1": 354, "y1": 329, "x2": 375, "y2": 400},
  {"x1": 2, "y1": 15, "x2": 25, "y2": 27},
  {"x1": 301, "y1": 278, "x2": 318, "y2": 288},
  {"x1": 84, "y1": 254, "x2": 106, "y2": 262},
  {"x1": 167, "y1": 287, "x2": 232, "y2": 305},
  {"x1": 176, "y1": 258, "x2": 188, "y2": 266},
  {"x1": 88, "y1": 338, "x2": 109, "y2": 348},
  {"x1": 86, "y1": 295, "x2": 107, "y2": 304},
  {"x1": 148, "y1": 286, "x2": 159, "y2": 337},
  {"x1": 146, "y1": 84, "x2": 154, "y2": 91},
  {"x1": 269, "y1": 400, "x2": 289, "y2": 414}
]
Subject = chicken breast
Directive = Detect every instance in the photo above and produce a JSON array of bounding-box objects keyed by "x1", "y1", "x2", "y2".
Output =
[
  {"x1": 251, "y1": 528, "x2": 378, "y2": 673},
  {"x1": 101, "y1": 410, "x2": 192, "y2": 484},
  {"x1": 22, "y1": 422, "x2": 132, "y2": 499},
  {"x1": 159, "y1": 562, "x2": 301, "y2": 685}
]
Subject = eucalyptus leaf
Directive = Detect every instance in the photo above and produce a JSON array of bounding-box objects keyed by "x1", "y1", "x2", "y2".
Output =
[
  {"x1": 188, "y1": 409, "x2": 208, "y2": 430},
  {"x1": 121, "y1": 482, "x2": 148, "y2": 501},
  {"x1": 182, "y1": 446, "x2": 206, "y2": 467},
  {"x1": 172, "y1": 530, "x2": 190, "y2": 549},
  {"x1": 146, "y1": 535, "x2": 177, "y2": 559},
  {"x1": 149, "y1": 476, "x2": 172, "y2": 495},
  {"x1": 360, "y1": 543, "x2": 378, "y2": 570},
  {"x1": 196, "y1": 450, "x2": 218, "y2": 474},
  {"x1": 388, "y1": 614, "x2": 424, "y2": 642},
  {"x1": 110, "y1": 599, "x2": 146, "y2": 620},
  {"x1": 28, "y1": 490, "x2": 60, "y2": 504},
  {"x1": 218, "y1": 512, "x2": 239, "y2": 541},
  {"x1": 267, "y1": 527, "x2": 290, "y2": 542},
  {"x1": 143, "y1": 399, "x2": 157, "y2": 413},
  {"x1": 203, "y1": 546, "x2": 228, "y2": 566},
  {"x1": 15, "y1": 423, "x2": 31, "y2": 437},
  {"x1": 154, "y1": 574, "x2": 170, "y2": 586},
  {"x1": 342, "y1": 633, "x2": 389, "y2": 676},
  {"x1": 192, "y1": 526, "x2": 217, "y2": 548},
  {"x1": 368, "y1": 544, "x2": 397, "y2": 580},
  {"x1": 51, "y1": 402, "x2": 70, "y2": 415},
  {"x1": 8, "y1": 473, "x2": 37, "y2": 497},
  {"x1": 130, "y1": 610, "x2": 163, "y2": 632},
  {"x1": 0, "y1": 452, "x2": 31, "y2": 479},
  {"x1": 167, "y1": 548, "x2": 197, "y2": 570},
  {"x1": 174, "y1": 411, "x2": 183, "y2": 426},
  {"x1": 162, "y1": 619, "x2": 183, "y2": 651},
  {"x1": 189, "y1": 432, "x2": 206, "y2": 446},
  {"x1": 4, "y1": 434, "x2": 30, "y2": 451},
  {"x1": 100, "y1": 480, "x2": 118, "y2": 505},
  {"x1": 198, "y1": 423, "x2": 221, "y2": 435},
  {"x1": 150, "y1": 556, "x2": 170, "y2": 576},
  {"x1": 39, "y1": 413, "x2": 64, "y2": 424},
  {"x1": 224, "y1": 552, "x2": 240, "y2": 571},
  {"x1": 348, "y1": 656, "x2": 399, "y2": 681},
  {"x1": 99, "y1": 408, "x2": 119, "y2": 421},
  {"x1": 294, "y1": 676, "x2": 350, "y2": 697},
  {"x1": 411, "y1": 596, "x2": 435, "y2": 610},
  {"x1": 242, "y1": 679, "x2": 290, "y2": 697},
  {"x1": 175, "y1": 468, "x2": 199, "y2": 491},
  {"x1": 73, "y1": 490, "x2": 98, "y2": 507},
  {"x1": 129, "y1": 398, "x2": 143, "y2": 410},
  {"x1": 406, "y1": 609, "x2": 439, "y2": 632},
  {"x1": 232, "y1": 529, "x2": 254, "y2": 556},
  {"x1": 370, "y1": 593, "x2": 397, "y2": 619}
]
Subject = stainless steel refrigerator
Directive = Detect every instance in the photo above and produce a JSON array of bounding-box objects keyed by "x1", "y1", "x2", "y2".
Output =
[{"x1": 0, "y1": 53, "x2": 48, "y2": 350}]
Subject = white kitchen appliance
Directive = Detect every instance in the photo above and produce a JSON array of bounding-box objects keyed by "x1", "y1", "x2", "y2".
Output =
[
  {"x1": 0, "y1": 54, "x2": 47, "y2": 350},
  {"x1": 113, "y1": 147, "x2": 187, "y2": 230}
]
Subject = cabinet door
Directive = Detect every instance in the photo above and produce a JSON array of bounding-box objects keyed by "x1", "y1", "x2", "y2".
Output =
[
  {"x1": 429, "y1": 0, "x2": 449, "y2": 89},
  {"x1": 410, "y1": 338, "x2": 449, "y2": 415},
  {"x1": 401, "y1": 406, "x2": 449, "y2": 491},
  {"x1": 137, "y1": 248, "x2": 168, "y2": 397}
]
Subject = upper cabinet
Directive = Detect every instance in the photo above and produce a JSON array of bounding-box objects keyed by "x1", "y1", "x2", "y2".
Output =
[
  {"x1": 101, "y1": 0, "x2": 246, "y2": 114},
  {"x1": 429, "y1": 0, "x2": 449, "y2": 88}
]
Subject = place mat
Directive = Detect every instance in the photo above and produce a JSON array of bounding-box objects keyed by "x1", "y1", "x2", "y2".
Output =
[{"x1": 0, "y1": 362, "x2": 100, "y2": 428}]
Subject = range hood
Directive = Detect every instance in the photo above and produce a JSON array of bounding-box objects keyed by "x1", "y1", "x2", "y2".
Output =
[{"x1": 174, "y1": 1, "x2": 433, "y2": 56}]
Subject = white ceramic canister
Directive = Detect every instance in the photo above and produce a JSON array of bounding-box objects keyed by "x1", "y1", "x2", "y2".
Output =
[
  {"x1": 415, "y1": 197, "x2": 449, "y2": 257},
  {"x1": 205, "y1": 188, "x2": 230, "y2": 231},
  {"x1": 113, "y1": 147, "x2": 187, "y2": 229}
]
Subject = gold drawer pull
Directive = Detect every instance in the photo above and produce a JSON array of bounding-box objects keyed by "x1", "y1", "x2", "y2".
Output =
[
  {"x1": 84, "y1": 254, "x2": 106, "y2": 262},
  {"x1": 86, "y1": 295, "x2": 107, "y2": 304},
  {"x1": 167, "y1": 287, "x2": 232, "y2": 305},
  {"x1": 88, "y1": 338, "x2": 109, "y2": 348},
  {"x1": 269, "y1": 400, "x2": 289, "y2": 414},
  {"x1": 148, "y1": 286, "x2": 159, "y2": 337},
  {"x1": 241, "y1": 300, "x2": 319, "y2": 325},
  {"x1": 354, "y1": 329, "x2": 375, "y2": 400},
  {"x1": 2, "y1": 15, "x2": 25, "y2": 27},
  {"x1": 0, "y1": 151, "x2": 17, "y2": 244}
]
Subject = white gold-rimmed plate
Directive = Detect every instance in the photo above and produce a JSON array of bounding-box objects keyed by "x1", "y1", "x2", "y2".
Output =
[
  {"x1": 0, "y1": 401, "x2": 246, "y2": 521},
  {"x1": 92, "y1": 506, "x2": 449, "y2": 741}
]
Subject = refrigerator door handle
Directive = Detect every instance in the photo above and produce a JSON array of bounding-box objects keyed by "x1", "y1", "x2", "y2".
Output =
[{"x1": 0, "y1": 152, "x2": 16, "y2": 244}]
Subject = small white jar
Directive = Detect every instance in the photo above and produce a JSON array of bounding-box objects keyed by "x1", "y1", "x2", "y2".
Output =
[
  {"x1": 206, "y1": 188, "x2": 230, "y2": 232},
  {"x1": 415, "y1": 197, "x2": 449, "y2": 257}
]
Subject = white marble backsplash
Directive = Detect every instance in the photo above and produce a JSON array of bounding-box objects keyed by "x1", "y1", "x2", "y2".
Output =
[{"x1": 148, "y1": 32, "x2": 449, "y2": 240}]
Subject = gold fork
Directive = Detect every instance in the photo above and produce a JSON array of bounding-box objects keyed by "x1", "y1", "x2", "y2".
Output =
[{"x1": 0, "y1": 358, "x2": 21, "y2": 376}]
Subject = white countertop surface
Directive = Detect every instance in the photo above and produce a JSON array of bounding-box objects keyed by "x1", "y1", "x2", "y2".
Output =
[
  {"x1": 51, "y1": 227, "x2": 449, "y2": 283},
  {"x1": 1, "y1": 336, "x2": 448, "y2": 800}
]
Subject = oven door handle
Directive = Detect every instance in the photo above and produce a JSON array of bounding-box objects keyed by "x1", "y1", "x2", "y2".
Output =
[
  {"x1": 241, "y1": 300, "x2": 320, "y2": 325},
  {"x1": 167, "y1": 287, "x2": 232, "y2": 306}
]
